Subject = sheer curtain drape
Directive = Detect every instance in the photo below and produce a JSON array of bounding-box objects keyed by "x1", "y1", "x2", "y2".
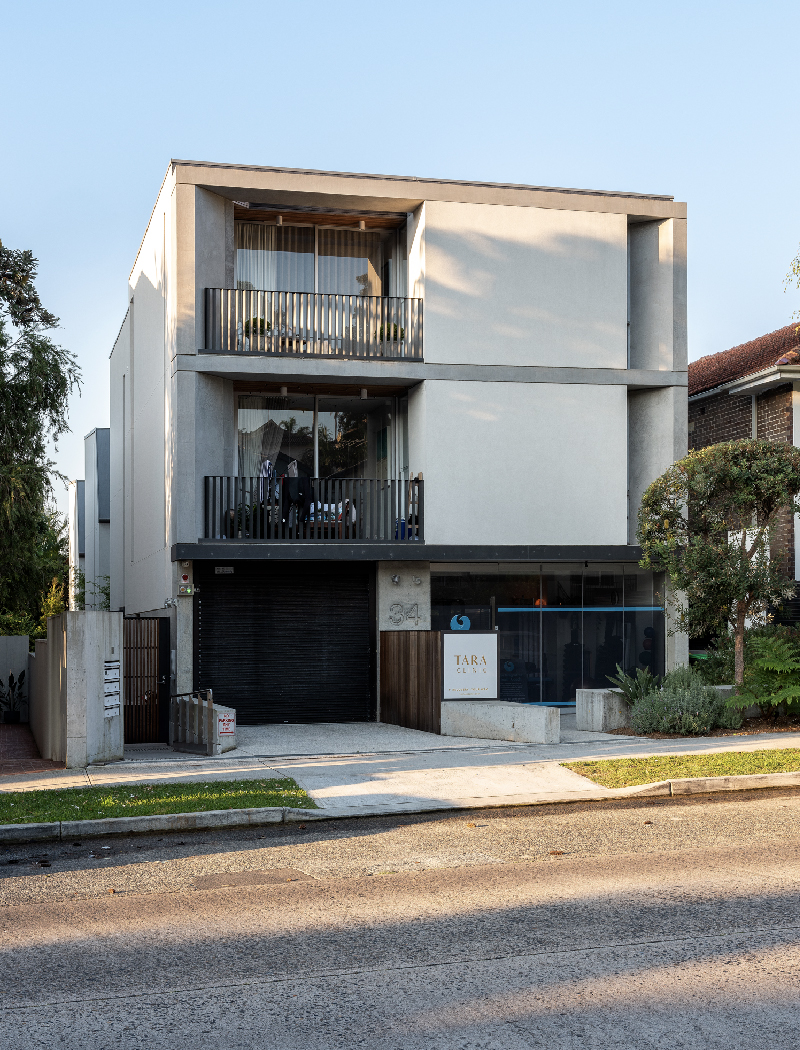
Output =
[
  {"x1": 235, "y1": 223, "x2": 404, "y2": 296},
  {"x1": 318, "y1": 230, "x2": 383, "y2": 296},
  {"x1": 235, "y1": 223, "x2": 314, "y2": 291}
]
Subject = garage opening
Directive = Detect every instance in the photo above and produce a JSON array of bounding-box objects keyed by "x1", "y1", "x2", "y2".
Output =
[{"x1": 194, "y1": 561, "x2": 374, "y2": 724}]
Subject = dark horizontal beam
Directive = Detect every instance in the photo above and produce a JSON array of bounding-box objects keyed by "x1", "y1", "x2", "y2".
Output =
[{"x1": 173, "y1": 542, "x2": 643, "y2": 563}]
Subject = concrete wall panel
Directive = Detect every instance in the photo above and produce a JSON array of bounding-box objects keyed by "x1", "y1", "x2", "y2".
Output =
[
  {"x1": 424, "y1": 201, "x2": 627, "y2": 368},
  {"x1": 29, "y1": 613, "x2": 123, "y2": 767},
  {"x1": 418, "y1": 380, "x2": 628, "y2": 546},
  {"x1": 628, "y1": 386, "x2": 688, "y2": 544},
  {"x1": 628, "y1": 219, "x2": 677, "y2": 372}
]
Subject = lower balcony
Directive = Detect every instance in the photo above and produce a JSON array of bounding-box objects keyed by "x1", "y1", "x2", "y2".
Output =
[{"x1": 204, "y1": 476, "x2": 424, "y2": 543}]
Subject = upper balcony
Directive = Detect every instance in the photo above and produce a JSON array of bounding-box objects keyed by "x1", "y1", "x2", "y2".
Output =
[{"x1": 203, "y1": 288, "x2": 423, "y2": 360}]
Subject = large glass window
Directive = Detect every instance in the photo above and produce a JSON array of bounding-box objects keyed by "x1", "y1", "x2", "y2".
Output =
[
  {"x1": 237, "y1": 394, "x2": 407, "y2": 480},
  {"x1": 235, "y1": 224, "x2": 314, "y2": 292},
  {"x1": 234, "y1": 221, "x2": 406, "y2": 296},
  {"x1": 431, "y1": 565, "x2": 664, "y2": 705}
]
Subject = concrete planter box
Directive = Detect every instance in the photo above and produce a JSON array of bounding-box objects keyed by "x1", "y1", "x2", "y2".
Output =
[
  {"x1": 714, "y1": 685, "x2": 760, "y2": 718},
  {"x1": 575, "y1": 689, "x2": 630, "y2": 732},
  {"x1": 441, "y1": 700, "x2": 559, "y2": 744}
]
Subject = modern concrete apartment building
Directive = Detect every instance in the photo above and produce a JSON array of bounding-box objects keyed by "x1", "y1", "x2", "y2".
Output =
[{"x1": 109, "y1": 160, "x2": 687, "y2": 725}]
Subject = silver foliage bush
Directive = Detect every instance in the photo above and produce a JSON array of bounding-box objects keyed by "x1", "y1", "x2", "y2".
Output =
[{"x1": 630, "y1": 675, "x2": 742, "y2": 736}]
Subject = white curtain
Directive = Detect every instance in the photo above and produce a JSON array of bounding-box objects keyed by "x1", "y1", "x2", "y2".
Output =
[
  {"x1": 235, "y1": 223, "x2": 314, "y2": 291},
  {"x1": 318, "y1": 229, "x2": 383, "y2": 296}
]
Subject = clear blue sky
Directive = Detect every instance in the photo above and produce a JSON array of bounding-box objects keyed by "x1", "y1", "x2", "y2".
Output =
[{"x1": 2, "y1": 0, "x2": 799, "y2": 510}]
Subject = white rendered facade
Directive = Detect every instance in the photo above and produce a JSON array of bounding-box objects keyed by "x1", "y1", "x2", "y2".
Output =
[{"x1": 109, "y1": 161, "x2": 688, "y2": 717}]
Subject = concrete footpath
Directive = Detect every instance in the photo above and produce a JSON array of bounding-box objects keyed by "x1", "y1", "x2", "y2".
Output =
[{"x1": 3, "y1": 714, "x2": 800, "y2": 817}]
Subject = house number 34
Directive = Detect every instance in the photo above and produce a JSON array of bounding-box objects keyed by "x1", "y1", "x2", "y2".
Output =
[{"x1": 388, "y1": 603, "x2": 419, "y2": 626}]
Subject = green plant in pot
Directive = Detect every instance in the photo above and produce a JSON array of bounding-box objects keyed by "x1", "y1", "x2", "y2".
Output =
[{"x1": 0, "y1": 670, "x2": 26, "y2": 724}]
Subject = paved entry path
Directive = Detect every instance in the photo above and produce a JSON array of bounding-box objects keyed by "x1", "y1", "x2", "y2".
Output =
[
  {"x1": 0, "y1": 724, "x2": 64, "y2": 777},
  {"x1": 3, "y1": 717, "x2": 800, "y2": 815}
]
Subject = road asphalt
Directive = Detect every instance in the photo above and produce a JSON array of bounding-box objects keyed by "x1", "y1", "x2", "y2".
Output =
[{"x1": 2, "y1": 787, "x2": 799, "y2": 1048}]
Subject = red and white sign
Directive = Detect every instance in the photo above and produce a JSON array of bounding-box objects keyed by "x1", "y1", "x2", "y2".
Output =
[{"x1": 217, "y1": 714, "x2": 236, "y2": 736}]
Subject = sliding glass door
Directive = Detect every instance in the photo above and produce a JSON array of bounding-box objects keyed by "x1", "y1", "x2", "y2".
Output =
[{"x1": 235, "y1": 222, "x2": 406, "y2": 297}]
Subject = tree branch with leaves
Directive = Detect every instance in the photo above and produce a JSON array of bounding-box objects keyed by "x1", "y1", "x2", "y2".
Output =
[
  {"x1": 0, "y1": 238, "x2": 81, "y2": 618},
  {"x1": 637, "y1": 440, "x2": 800, "y2": 689}
]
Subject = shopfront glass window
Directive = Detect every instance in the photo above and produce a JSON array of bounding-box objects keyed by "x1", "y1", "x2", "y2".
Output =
[{"x1": 431, "y1": 565, "x2": 664, "y2": 705}]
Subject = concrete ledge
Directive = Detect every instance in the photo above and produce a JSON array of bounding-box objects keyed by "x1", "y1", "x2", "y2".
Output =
[
  {"x1": 0, "y1": 822, "x2": 60, "y2": 844},
  {"x1": 441, "y1": 701, "x2": 560, "y2": 743},
  {"x1": 60, "y1": 806, "x2": 285, "y2": 839},
  {"x1": 669, "y1": 771, "x2": 800, "y2": 794},
  {"x1": 617, "y1": 781, "x2": 673, "y2": 798},
  {"x1": 575, "y1": 688, "x2": 630, "y2": 732}
]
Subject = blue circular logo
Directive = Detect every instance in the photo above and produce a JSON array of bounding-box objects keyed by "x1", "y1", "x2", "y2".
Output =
[{"x1": 450, "y1": 614, "x2": 471, "y2": 630}]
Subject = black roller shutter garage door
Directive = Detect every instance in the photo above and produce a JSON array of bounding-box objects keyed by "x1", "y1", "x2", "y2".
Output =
[{"x1": 194, "y1": 561, "x2": 373, "y2": 724}]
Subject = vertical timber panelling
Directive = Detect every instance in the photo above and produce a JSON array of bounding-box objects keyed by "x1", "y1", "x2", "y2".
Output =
[
  {"x1": 123, "y1": 618, "x2": 160, "y2": 743},
  {"x1": 380, "y1": 631, "x2": 442, "y2": 734}
]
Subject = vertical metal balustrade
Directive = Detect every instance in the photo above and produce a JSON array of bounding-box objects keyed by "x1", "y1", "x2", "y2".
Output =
[
  {"x1": 202, "y1": 477, "x2": 424, "y2": 543},
  {"x1": 204, "y1": 289, "x2": 423, "y2": 359}
]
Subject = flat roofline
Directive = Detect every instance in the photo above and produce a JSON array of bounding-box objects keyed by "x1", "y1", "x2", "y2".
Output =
[{"x1": 170, "y1": 158, "x2": 676, "y2": 204}]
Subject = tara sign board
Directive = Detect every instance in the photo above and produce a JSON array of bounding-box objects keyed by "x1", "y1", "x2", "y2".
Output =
[{"x1": 442, "y1": 632, "x2": 498, "y2": 699}]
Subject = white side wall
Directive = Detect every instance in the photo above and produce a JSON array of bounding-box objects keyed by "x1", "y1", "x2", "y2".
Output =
[
  {"x1": 116, "y1": 168, "x2": 177, "y2": 615},
  {"x1": 423, "y1": 200, "x2": 627, "y2": 368},
  {"x1": 415, "y1": 380, "x2": 628, "y2": 546},
  {"x1": 110, "y1": 311, "x2": 130, "y2": 613}
]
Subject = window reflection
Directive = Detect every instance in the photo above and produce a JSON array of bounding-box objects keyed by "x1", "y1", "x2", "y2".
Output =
[
  {"x1": 237, "y1": 395, "x2": 408, "y2": 481},
  {"x1": 234, "y1": 222, "x2": 407, "y2": 297},
  {"x1": 431, "y1": 565, "x2": 664, "y2": 705}
]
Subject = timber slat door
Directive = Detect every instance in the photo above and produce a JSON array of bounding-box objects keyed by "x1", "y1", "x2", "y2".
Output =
[
  {"x1": 380, "y1": 631, "x2": 442, "y2": 734},
  {"x1": 124, "y1": 617, "x2": 170, "y2": 744}
]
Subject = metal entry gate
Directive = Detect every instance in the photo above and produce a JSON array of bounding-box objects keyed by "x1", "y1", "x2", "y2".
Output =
[{"x1": 123, "y1": 617, "x2": 171, "y2": 743}]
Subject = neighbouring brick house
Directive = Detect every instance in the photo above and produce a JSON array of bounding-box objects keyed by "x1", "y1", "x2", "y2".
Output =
[{"x1": 689, "y1": 323, "x2": 800, "y2": 619}]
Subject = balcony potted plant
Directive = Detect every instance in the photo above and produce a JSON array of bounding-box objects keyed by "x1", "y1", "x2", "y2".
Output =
[{"x1": 0, "y1": 670, "x2": 26, "y2": 724}]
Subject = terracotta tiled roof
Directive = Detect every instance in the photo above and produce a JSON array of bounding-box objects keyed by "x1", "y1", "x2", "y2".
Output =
[{"x1": 688, "y1": 323, "x2": 800, "y2": 396}]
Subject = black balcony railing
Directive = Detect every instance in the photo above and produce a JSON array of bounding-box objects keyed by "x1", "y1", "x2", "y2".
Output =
[
  {"x1": 203, "y1": 476, "x2": 424, "y2": 543},
  {"x1": 204, "y1": 288, "x2": 423, "y2": 359}
]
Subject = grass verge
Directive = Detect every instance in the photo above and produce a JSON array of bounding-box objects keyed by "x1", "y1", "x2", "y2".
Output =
[
  {"x1": 563, "y1": 749, "x2": 800, "y2": 789},
  {"x1": 0, "y1": 778, "x2": 315, "y2": 825}
]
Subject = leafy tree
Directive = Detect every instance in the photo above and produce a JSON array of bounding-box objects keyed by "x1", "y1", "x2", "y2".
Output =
[
  {"x1": 785, "y1": 244, "x2": 800, "y2": 323},
  {"x1": 0, "y1": 239, "x2": 80, "y2": 617},
  {"x1": 40, "y1": 576, "x2": 66, "y2": 627},
  {"x1": 637, "y1": 440, "x2": 800, "y2": 689}
]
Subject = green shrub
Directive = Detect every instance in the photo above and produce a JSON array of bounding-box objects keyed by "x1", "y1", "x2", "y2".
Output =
[
  {"x1": 607, "y1": 663, "x2": 661, "y2": 705},
  {"x1": 630, "y1": 676, "x2": 742, "y2": 736},
  {"x1": 735, "y1": 634, "x2": 800, "y2": 713},
  {"x1": 696, "y1": 623, "x2": 800, "y2": 686}
]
